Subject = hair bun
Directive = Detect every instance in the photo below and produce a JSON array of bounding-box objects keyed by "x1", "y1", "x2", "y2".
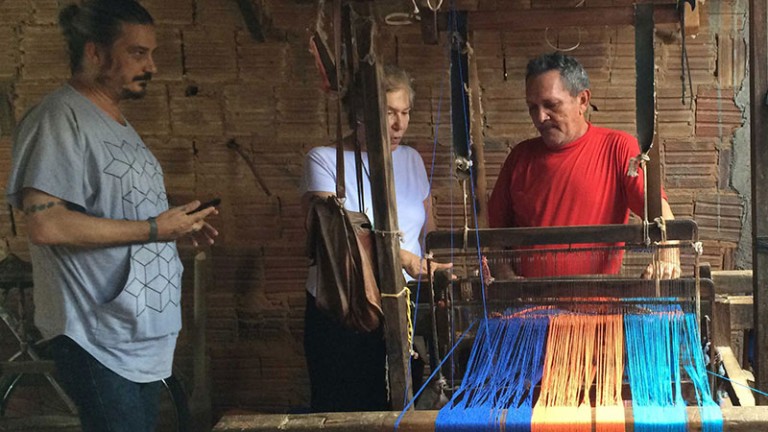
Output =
[{"x1": 58, "y1": 4, "x2": 81, "y2": 31}]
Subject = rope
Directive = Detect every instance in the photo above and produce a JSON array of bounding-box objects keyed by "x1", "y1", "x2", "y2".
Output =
[
  {"x1": 544, "y1": 26, "x2": 582, "y2": 52},
  {"x1": 427, "y1": 0, "x2": 444, "y2": 11},
  {"x1": 381, "y1": 287, "x2": 414, "y2": 357},
  {"x1": 373, "y1": 229, "x2": 404, "y2": 241}
]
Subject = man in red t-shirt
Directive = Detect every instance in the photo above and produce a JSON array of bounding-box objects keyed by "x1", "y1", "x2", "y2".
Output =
[{"x1": 487, "y1": 52, "x2": 679, "y2": 279}]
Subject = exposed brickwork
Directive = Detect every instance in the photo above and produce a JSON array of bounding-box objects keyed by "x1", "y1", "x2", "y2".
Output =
[
  {"x1": 0, "y1": 0, "x2": 751, "y2": 423},
  {"x1": 19, "y1": 25, "x2": 69, "y2": 80},
  {"x1": 0, "y1": 26, "x2": 19, "y2": 79}
]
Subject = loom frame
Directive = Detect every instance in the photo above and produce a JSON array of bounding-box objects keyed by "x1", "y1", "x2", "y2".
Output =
[{"x1": 420, "y1": 220, "x2": 718, "y2": 402}]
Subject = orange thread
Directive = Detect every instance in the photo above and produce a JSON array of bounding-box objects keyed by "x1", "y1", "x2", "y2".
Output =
[{"x1": 532, "y1": 312, "x2": 626, "y2": 432}]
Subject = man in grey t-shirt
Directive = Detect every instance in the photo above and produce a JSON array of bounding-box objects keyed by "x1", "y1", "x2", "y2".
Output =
[{"x1": 5, "y1": 1, "x2": 218, "y2": 431}]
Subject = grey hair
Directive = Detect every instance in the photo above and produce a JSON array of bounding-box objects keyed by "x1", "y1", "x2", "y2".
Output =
[
  {"x1": 382, "y1": 64, "x2": 415, "y2": 107},
  {"x1": 525, "y1": 52, "x2": 590, "y2": 96},
  {"x1": 59, "y1": 0, "x2": 154, "y2": 74},
  {"x1": 344, "y1": 64, "x2": 415, "y2": 126}
]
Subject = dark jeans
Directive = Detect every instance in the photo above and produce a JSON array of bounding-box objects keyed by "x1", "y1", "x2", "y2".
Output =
[
  {"x1": 49, "y1": 336, "x2": 163, "y2": 432},
  {"x1": 304, "y1": 293, "x2": 389, "y2": 412}
]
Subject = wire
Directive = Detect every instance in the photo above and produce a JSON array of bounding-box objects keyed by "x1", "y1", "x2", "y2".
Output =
[{"x1": 544, "y1": 27, "x2": 582, "y2": 52}]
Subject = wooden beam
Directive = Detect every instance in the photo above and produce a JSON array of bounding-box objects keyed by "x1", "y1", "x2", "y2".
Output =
[
  {"x1": 425, "y1": 220, "x2": 699, "y2": 250},
  {"x1": 720, "y1": 346, "x2": 757, "y2": 407},
  {"x1": 355, "y1": 17, "x2": 412, "y2": 409},
  {"x1": 713, "y1": 270, "x2": 754, "y2": 295},
  {"x1": 683, "y1": 0, "x2": 701, "y2": 36},
  {"x1": 235, "y1": 0, "x2": 265, "y2": 42},
  {"x1": 190, "y1": 251, "x2": 212, "y2": 428},
  {"x1": 454, "y1": 5, "x2": 680, "y2": 32},
  {"x1": 213, "y1": 407, "x2": 768, "y2": 431},
  {"x1": 749, "y1": 0, "x2": 768, "y2": 406},
  {"x1": 467, "y1": 39, "x2": 488, "y2": 228}
]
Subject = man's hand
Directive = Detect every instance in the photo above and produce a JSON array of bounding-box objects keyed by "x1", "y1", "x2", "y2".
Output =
[
  {"x1": 156, "y1": 200, "x2": 219, "y2": 247},
  {"x1": 641, "y1": 261, "x2": 681, "y2": 279},
  {"x1": 641, "y1": 244, "x2": 681, "y2": 280}
]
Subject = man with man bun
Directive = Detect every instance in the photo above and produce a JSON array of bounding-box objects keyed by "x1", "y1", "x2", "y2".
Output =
[{"x1": 6, "y1": 1, "x2": 217, "y2": 430}]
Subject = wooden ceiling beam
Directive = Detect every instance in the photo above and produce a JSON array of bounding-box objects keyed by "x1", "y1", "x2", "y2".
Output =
[{"x1": 435, "y1": 4, "x2": 680, "y2": 32}]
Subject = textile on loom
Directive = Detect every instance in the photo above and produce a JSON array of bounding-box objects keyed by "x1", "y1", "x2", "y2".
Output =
[
  {"x1": 421, "y1": 222, "x2": 720, "y2": 432},
  {"x1": 434, "y1": 303, "x2": 723, "y2": 432}
]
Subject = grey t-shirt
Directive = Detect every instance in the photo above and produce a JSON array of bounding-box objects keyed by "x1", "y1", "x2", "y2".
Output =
[{"x1": 6, "y1": 84, "x2": 182, "y2": 382}]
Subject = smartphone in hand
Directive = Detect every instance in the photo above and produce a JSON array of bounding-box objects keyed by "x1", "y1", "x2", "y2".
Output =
[{"x1": 187, "y1": 198, "x2": 221, "y2": 215}]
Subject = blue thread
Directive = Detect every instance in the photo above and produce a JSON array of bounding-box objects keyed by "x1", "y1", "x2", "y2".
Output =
[
  {"x1": 435, "y1": 313, "x2": 547, "y2": 431},
  {"x1": 395, "y1": 320, "x2": 478, "y2": 430},
  {"x1": 625, "y1": 307, "x2": 722, "y2": 432},
  {"x1": 706, "y1": 370, "x2": 768, "y2": 398}
]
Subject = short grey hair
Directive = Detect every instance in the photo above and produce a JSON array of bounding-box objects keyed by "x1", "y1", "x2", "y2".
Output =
[
  {"x1": 382, "y1": 64, "x2": 415, "y2": 107},
  {"x1": 525, "y1": 52, "x2": 590, "y2": 96}
]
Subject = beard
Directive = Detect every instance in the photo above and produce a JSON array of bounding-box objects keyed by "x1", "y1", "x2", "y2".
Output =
[
  {"x1": 95, "y1": 55, "x2": 152, "y2": 100},
  {"x1": 121, "y1": 82, "x2": 148, "y2": 100},
  {"x1": 121, "y1": 73, "x2": 153, "y2": 100}
]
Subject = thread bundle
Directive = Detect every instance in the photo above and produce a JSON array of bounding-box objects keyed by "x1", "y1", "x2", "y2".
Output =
[{"x1": 435, "y1": 304, "x2": 722, "y2": 432}]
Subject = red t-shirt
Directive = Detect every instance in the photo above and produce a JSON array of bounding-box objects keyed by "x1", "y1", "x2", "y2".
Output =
[{"x1": 487, "y1": 124, "x2": 663, "y2": 276}]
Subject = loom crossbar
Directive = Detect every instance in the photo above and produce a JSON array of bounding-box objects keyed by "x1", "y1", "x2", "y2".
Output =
[{"x1": 212, "y1": 407, "x2": 768, "y2": 431}]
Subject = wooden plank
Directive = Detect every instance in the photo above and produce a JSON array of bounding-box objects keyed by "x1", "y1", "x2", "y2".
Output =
[
  {"x1": 714, "y1": 296, "x2": 734, "y2": 348},
  {"x1": 459, "y1": 5, "x2": 679, "y2": 32},
  {"x1": 683, "y1": 0, "x2": 701, "y2": 36},
  {"x1": 356, "y1": 16, "x2": 412, "y2": 409},
  {"x1": 749, "y1": 0, "x2": 768, "y2": 406},
  {"x1": 0, "y1": 415, "x2": 80, "y2": 431},
  {"x1": 425, "y1": 220, "x2": 699, "y2": 250},
  {"x1": 728, "y1": 296, "x2": 754, "y2": 331},
  {"x1": 213, "y1": 407, "x2": 768, "y2": 431},
  {"x1": 235, "y1": 0, "x2": 265, "y2": 42},
  {"x1": 720, "y1": 345, "x2": 757, "y2": 407},
  {"x1": 467, "y1": 38, "x2": 488, "y2": 229},
  {"x1": 0, "y1": 360, "x2": 55, "y2": 375},
  {"x1": 713, "y1": 270, "x2": 754, "y2": 295}
]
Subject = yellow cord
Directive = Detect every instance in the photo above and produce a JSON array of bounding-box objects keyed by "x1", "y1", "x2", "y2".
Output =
[{"x1": 381, "y1": 286, "x2": 414, "y2": 355}]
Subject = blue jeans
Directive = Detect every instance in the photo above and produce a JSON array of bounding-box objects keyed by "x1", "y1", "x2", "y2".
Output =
[{"x1": 49, "y1": 336, "x2": 163, "y2": 432}]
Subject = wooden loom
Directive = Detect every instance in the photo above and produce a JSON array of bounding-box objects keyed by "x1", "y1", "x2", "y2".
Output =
[
  {"x1": 420, "y1": 221, "x2": 715, "y2": 430},
  {"x1": 213, "y1": 0, "x2": 768, "y2": 428},
  {"x1": 213, "y1": 223, "x2": 768, "y2": 430}
]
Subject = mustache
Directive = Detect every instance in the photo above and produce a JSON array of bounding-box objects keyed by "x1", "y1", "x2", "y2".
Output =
[{"x1": 133, "y1": 73, "x2": 153, "y2": 82}]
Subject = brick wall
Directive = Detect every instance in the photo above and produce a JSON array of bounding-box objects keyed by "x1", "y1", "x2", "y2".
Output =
[{"x1": 0, "y1": 0, "x2": 750, "y2": 421}]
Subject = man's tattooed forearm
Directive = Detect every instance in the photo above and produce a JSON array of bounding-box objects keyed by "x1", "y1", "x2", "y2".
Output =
[{"x1": 23, "y1": 201, "x2": 66, "y2": 215}]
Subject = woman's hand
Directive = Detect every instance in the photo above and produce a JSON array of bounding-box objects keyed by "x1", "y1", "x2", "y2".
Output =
[{"x1": 400, "y1": 249, "x2": 452, "y2": 280}]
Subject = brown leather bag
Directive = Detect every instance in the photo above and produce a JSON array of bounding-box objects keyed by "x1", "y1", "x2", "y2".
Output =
[{"x1": 306, "y1": 195, "x2": 382, "y2": 332}]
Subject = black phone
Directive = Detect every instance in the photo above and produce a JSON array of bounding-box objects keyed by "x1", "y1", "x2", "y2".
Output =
[{"x1": 187, "y1": 198, "x2": 221, "y2": 215}]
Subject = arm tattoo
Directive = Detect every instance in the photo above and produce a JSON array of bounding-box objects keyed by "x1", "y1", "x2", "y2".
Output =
[{"x1": 23, "y1": 201, "x2": 66, "y2": 215}]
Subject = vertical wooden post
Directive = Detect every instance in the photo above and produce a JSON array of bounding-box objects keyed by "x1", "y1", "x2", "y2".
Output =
[
  {"x1": 635, "y1": 4, "x2": 662, "y2": 221},
  {"x1": 191, "y1": 251, "x2": 212, "y2": 430},
  {"x1": 749, "y1": 0, "x2": 768, "y2": 406},
  {"x1": 449, "y1": 11, "x2": 469, "y2": 161},
  {"x1": 467, "y1": 39, "x2": 488, "y2": 228},
  {"x1": 355, "y1": 18, "x2": 413, "y2": 410}
]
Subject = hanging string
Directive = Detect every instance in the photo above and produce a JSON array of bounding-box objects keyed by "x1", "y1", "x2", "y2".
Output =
[
  {"x1": 448, "y1": 5, "x2": 491, "y2": 337},
  {"x1": 401, "y1": 0, "x2": 456, "y2": 408},
  {"x1": 707, "y1": 370, "x2": 768, "y2": 398},
  {"x1": 395, "y1": 319, "x2": 478, "y2": 431}
]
